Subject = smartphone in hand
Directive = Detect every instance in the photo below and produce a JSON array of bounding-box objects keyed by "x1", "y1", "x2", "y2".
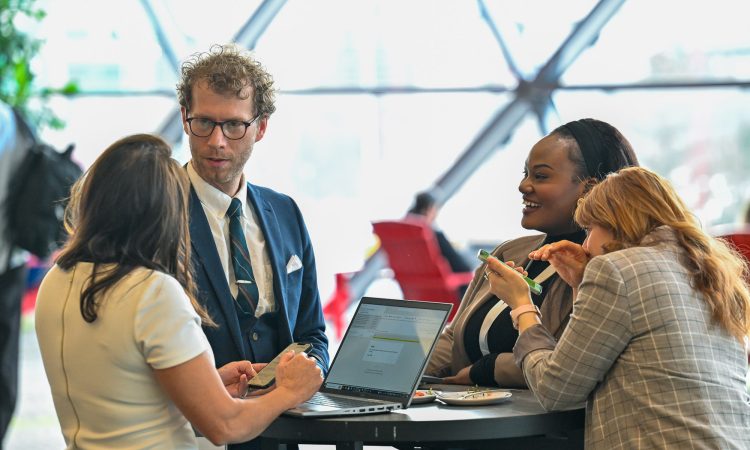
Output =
[
  {"x1": 247, "y1": 342, "x2": 313, "y2": 389},
  {"x1": 420, "y1": 375, "x2": 444, "y2": 385},
  {"x1": 477, "y1": 249, "x2": 543, "y2": 295}
]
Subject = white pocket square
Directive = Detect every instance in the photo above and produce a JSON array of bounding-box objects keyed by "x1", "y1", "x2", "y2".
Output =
[{"x1": 286, "y1": 254, "x2": 303, "y2": 274}]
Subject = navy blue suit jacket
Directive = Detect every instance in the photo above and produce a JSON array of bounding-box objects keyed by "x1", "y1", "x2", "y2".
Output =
[{"x1": 188, "y1": 182, "x2": 329, "y2": 371}]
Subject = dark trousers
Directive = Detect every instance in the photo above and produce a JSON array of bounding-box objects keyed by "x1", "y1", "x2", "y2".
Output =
[{"x1": 0, "y1": 265, "x2": 26, "y2": 447}]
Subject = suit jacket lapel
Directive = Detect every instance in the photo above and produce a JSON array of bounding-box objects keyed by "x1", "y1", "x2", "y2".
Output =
[
  {"x1": 189, "y1": 186, "x2": 247, "y2": 357},
  {"x1": 245, "y1": 184, "x2": 292, "y2": 340}
]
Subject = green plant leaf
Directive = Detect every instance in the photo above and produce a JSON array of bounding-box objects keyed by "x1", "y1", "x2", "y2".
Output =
[{"x1": 0, "y1": 0, "x2": 73, "y2": 131}]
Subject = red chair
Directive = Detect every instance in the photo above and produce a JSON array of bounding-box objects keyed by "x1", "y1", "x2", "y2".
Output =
[
  {"x1": 713, "y1": 226, "x2": 750, "y2": 363},
  {"x1": 324, "y1": 272, "x2": 353, "y2": 340},
  {"x1": 719, "y1": 234, "x2": 750, "y2": 261},
  {"x1": 372, "y1": 220, "x2": 473, "y2": 321},
  {"x1": 714, "y1": 226, "x2": 750, "y2": 280}
]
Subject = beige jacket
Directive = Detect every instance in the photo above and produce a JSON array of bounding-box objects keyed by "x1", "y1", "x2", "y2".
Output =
[{"x1": 425, "y1": 234, "x2": 575, "y2": 387}]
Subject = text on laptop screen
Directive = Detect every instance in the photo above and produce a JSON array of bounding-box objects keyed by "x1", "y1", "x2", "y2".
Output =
[{"x1": 324, "y1": 302, "x2": 447, "y2": 396}]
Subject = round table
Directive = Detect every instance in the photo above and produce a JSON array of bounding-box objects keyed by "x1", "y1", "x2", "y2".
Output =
[{"x1": 259, "y1": 388, "x2": 584, "y2": 450}]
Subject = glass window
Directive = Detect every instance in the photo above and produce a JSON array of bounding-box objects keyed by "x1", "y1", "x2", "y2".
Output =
[
  {"x1": 563, "y1": 0, "x2": 750, "y2": 84},
  {"x1": 24, "y1": 0, "x2": 750, "y2": 302},
  {"x1": 259, "y1": 0, "x2": 517, "y2": 88}
]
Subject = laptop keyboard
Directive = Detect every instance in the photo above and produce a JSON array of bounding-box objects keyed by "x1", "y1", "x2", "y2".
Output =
[{"x1": 306, "y1": 392, "x2": 379, "y2": 408}]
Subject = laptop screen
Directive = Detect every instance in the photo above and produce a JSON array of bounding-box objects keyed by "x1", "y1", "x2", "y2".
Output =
[{"x1": 323, "y1": 297, "x2": 451, "y2": 397}]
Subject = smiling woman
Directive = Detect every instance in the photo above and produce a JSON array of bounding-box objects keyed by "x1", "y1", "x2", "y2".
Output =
[{"x1": 425, "y1": 118, "x2": 639, "y2": 389}]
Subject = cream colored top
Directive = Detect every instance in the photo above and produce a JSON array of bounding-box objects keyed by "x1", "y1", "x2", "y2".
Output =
[{"x1": 36, "y1": 263, "x2": 211, "y2": 449}]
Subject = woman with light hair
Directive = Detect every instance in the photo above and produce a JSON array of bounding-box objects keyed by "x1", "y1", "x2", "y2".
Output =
[{"x1": 485, "y1": 166, "x2": 750, "y2": 449}]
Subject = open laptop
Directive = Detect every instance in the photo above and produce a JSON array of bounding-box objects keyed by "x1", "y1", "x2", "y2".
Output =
[{"x1": 285, "y1": 296, "x2": 452, "y2": 417}]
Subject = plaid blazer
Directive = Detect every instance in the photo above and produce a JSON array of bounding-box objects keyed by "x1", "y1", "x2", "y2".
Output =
[{"x1": 514, "y1": 228, "x2": 750, "y2": 449}]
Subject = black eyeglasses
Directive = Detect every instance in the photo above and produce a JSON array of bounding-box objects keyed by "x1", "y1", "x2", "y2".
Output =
[{"x1": 185, "y1": 115, "x2": 260, "y2": 140}]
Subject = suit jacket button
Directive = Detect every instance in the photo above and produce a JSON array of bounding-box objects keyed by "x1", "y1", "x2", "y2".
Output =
[{"x1": 252, "y1": 332, "x2": 259, "y2": 341}]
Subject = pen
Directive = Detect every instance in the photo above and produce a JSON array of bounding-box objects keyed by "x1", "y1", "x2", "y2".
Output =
[{"x1": 477, "y1": 249, "x2": 543, "y2": 295}]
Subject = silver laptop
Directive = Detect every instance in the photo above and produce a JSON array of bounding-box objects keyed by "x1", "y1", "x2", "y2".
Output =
[{"x1": 285, "y1": 297, "x2": 452, "y2": 418}]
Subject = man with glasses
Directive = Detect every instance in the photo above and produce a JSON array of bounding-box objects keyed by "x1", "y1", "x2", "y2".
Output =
[{"x1": 177, "y1": 45, "x2": 328, "y2": 449}]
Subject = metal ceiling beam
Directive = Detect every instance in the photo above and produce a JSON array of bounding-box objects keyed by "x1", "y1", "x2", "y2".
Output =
[
  {"x1": 431, "y1": 96, "x2": 533, "y2": 204},
  {"x1": 232, "y1": 0, "x2": 288, "y2": 49},
  {"x1": 155, "y1": 0, "x2": 288, "y2": 145},
  {"x1": 477, "y1": 0, "x2": 523, "y2": 81},
  {"x1": 559, "y1": 80, "x2": 750, "y2": 91},
  {"x1": 347, "y1": 0, "x2": 627, "y2": 302},
  {"x1": 282, "y1": 85, "x2": 514, "y2": 95},
  {"x1": 436, "y1": 0, "x2": 627, "y2": 204},
  {"x1": 534, "y1": 0, "x2": 626, "y2": 86},
  {"x1": 533, "y1": 98, "x2": 559, "y2": 137},
  {"x1": 284, "y1": 79, "x2": 750, "y2": 97},
  {"x1": 139, "y1": 0, "x2": 181, "y2": 74},
  {"x1": 65, "y1": 79, "x2": 750, "y2": 99}
]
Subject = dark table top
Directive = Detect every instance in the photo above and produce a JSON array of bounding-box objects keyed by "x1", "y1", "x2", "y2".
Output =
[{"x1": 260, "y1": 386, "x2": 585, "y2": 446}]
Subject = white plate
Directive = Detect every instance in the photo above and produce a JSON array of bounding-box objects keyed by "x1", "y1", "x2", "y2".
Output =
[
  {"x1": 436, "y1": 390, "x2": 512, "y2": 406},
  {"x1": 411, "y1": 389, "x2": 438, "y2": 404}
]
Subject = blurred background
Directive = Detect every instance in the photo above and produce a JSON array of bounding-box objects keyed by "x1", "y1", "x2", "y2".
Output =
[{"x1": 3, "y1": 0, "x2": 750, "y2": 448}]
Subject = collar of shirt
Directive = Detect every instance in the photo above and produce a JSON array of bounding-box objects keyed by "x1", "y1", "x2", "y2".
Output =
[
  {"x1": 186, "y1": 162, "x2": 276, "y2": 316},
  {"x1": 187, "y1": 161, "x2": 248, "y2": 221}
]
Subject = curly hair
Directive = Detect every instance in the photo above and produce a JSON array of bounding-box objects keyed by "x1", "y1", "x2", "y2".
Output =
[
  {"x1": 575, "y1": 167, "x2": 750, "y2": 342},
  {"x1": 176, "y1": 44, "x2": 276, "y2": 118}
]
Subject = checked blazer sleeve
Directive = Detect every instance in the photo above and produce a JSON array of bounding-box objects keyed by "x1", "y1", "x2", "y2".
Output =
[
  {"x1": 514, "y1": 255, "x2": 631, "y2": 411},
  {"x1": 513, "y1": 236, "x2": 750, "y2": 450}
]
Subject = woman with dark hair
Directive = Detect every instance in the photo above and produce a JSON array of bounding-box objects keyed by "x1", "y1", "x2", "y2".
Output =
[
  {"x1": 486, "y1": 167, "x2": 750, "y2": 449},
  {"x1": 426, "y1": 118, "x2": 639, "y2": 387},
  {"x1": 35, "y1": 134, "x2": 322, "y2": 449}
]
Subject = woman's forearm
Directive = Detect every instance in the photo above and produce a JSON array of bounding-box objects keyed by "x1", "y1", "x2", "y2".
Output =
[{"x1": 213, "y1": 387, "x2": 300, "y2": 444}]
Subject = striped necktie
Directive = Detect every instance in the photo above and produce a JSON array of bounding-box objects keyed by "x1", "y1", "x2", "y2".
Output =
[{"x1": 226, "y1": 198, "x2": 259, "y2": 314}]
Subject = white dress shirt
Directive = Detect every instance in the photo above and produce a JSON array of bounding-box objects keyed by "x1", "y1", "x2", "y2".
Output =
[{"x1": 188, "y1": 162, "x2": 276, "y2": 317}]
